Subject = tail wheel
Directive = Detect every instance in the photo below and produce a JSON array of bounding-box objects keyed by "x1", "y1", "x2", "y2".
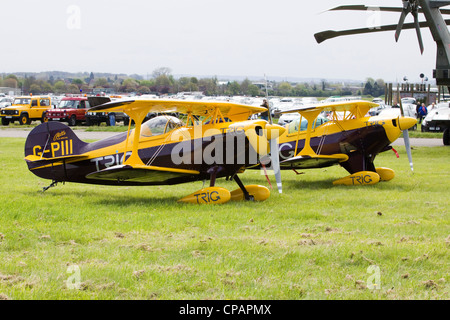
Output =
[{"x1": 20, "y1": 113, "x2": 31, "y2": 125}]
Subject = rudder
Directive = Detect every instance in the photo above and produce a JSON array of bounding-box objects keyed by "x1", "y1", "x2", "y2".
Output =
[{"x1": 25, "y1": 121, "x2": 88, "y2": 161}]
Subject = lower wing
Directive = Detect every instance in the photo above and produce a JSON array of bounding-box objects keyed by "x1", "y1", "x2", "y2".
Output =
[
  {"x1": 86, "y1": 164, "x2": 200, "y2": 184},
  {"x1": 280, "y1": 154, "x2": 349, "y2": 169}
]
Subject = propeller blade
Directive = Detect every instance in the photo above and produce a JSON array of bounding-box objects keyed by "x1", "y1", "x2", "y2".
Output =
[
  {"x1": 403, "y1": 129, "x2": 414, "y2": 172},
  {"x1": 269, "y1": 138, "x2": 282, "y2": 193},
  {"x1": 412, "y1": 10, "x2": 424, "y2": 54},
  {"x1": 399, "y1": 99, "x2": 414, "y2": 172}
]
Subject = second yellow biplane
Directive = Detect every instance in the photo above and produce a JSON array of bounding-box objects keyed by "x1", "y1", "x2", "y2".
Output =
[
  {"x1": 24, "y1": 99, "x2": 286, "y2": 204},
  {"x1": 272, "y1": 100, "x2": 417, "y2": 185}
]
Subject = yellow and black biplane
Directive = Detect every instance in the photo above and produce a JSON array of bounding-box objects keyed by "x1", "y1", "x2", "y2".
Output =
[
  {"x1": 24, "y1": 99, "x2": 286, "y2": 204},
  {"x1": 271, "y1": 100, "x2": 417, "y2": 185},
  {"x1": 24, "y1": 99, "x2": 417, "y2": 203}
]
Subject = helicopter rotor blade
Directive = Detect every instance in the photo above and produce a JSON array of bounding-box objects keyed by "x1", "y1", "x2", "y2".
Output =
[
  {"x1": 395, "y1": 2, "x2": 411, "y2": 42},
  {"x1": 329, "y1": 5, "x2": 404, "y2": 13},
  {"x1": 327, "y1": 4, "x2": 450, "y2": 15},
  {"x1": 412, "y1": 9, "x2": 425, "y2": 54},
  {"x1": 315, "y1": 19, "x2": 438, "y2": 43}
]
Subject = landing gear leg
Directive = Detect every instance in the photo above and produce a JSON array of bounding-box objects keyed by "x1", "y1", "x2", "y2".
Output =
[{"x1": 233, "y1": 175, "x2": 254, "y2": 201}]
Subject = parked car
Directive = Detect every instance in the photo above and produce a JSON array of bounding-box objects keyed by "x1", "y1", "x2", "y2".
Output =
[
  {"x1": 401, "y1": 97, "x2": 417, "y2": 105},
  {"x1": 47, "y1": 96, "x2": 90, "y2": 126},
  {"x1": 1, "y1": 95, "x2": 52, "y2": 125},
  {"x1": 0, "y1": 97, "x2": 13, "y2": 110},
  {"x1": 85, "y1": 96, "x2": 126, "y2": 126},
  {"x1": 369, "y1": 104, "x2": 391, "y2": 116},
  {"x1": 278, "y1": 113, "x2": 300, "y2": 126},
  {"x1": 421, "y1": 102, "x2": 450, "y2": 132}
]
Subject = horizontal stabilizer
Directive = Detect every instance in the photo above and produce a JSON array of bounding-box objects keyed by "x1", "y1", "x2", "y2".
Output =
[
  {"x1": 86, "y1": 164, "x2": 199, "y2": 184},
  {"x1": 280, "y1": 154, "x2": 348, "y2": 169}
]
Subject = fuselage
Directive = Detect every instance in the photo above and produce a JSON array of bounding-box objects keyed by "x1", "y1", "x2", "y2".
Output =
[{"x1": 25, "y1": 120, "x2": 261, "y2": 186}]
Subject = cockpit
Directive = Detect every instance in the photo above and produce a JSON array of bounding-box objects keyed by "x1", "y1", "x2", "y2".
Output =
[
  {"x1": 140, "y1": 115, "x2": 184, "y2": 138},
  {"x1": 288, "y1": 115, "x2": 329, "y2": 134}
]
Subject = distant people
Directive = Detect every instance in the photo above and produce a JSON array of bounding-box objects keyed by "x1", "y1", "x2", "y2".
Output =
[
  {"x1": 260, "y1": 99, "x2": 269, "y2": 121},
  {"x1": 429, "y1": 102, "x2": 436, "y2": 110},
  {"x1": 418, "y1": 102, "x2": 428, "y2": 123},
  {"x1": 416, "y1": 103, "x2": 421, "y2": 119}
]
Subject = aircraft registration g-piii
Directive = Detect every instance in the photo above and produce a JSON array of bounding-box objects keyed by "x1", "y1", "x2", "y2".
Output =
[
  {"x1": 24, "y1": 99, "x2": 286, "y2": 204},
  {"x1": 273, "y1": 100, "x2": 417, "y2": 185}
]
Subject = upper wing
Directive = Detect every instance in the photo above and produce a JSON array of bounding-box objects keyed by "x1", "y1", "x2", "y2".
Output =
[
  {"x1": 281, "y1": 100, "x2": 378, "y2": 119},
  {"x1": 88, "y1": 99, "x2": 267, "y2": 122}
]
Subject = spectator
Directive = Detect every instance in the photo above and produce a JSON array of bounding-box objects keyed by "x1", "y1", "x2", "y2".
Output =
[
  {"x1": 418, "y1": 102, "x2": 428, "y2": 123},
  {"x1": 260, "y1": 99, "x2": 269, "y2": 121}
]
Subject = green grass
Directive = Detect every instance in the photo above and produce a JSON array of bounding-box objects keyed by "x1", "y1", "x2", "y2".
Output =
[{"x1": 0, "y1": 137, "x2": 448, "y2": 300}]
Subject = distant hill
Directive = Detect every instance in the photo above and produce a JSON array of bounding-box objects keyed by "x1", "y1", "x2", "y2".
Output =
[
  {"x1": 6, "y1": 71, "x2": 137, "y2": 81},
  {"x1": 4, "y1": 71, "x2": 365, "y2": 85}
]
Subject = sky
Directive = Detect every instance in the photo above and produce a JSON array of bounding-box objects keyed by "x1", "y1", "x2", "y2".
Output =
[{"x1": 0, "y1": 0, "x2": 441, "y2": 83}]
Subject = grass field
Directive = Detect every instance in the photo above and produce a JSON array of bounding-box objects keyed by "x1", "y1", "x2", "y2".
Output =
[{"x1": 0, "y1": 137, "x2": 448, "y2": 300}]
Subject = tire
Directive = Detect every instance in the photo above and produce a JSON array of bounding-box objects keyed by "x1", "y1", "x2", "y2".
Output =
[
  {"x1": 68, "y1": 115, "x2": 77, "y2": 126},
  {"x1": 443, "y1": 128, "x2": 450, "y2": 146},
  {"x1": 1, "y1": 117, "x2": 10, "y2": 125},
  {"x1": 41, "y1": 112, "x2": 48, "y2": 124},
  {"x1": 123, "y1": 118, "x2": 129, "y2": 126},
  {"x1": 19, "y1": 113, "x2": 31, "y2": 125}
]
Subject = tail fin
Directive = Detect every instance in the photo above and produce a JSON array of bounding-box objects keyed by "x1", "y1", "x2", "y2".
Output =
[{"x1": 25, "y1": 121, "x2": 89, "y2": 162}]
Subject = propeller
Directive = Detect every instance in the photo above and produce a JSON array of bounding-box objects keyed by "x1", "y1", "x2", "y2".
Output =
[
  {"x1": 245, "y1": 122, "x2": 285, "y2": 194},
  {"x1": 264, "y1": 74, "x2": 283, "y2": 194}
]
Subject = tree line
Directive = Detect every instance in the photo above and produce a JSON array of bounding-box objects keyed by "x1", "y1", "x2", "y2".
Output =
[{"x1": 0, "y1": 68, "x2": 384, "y2": 98}]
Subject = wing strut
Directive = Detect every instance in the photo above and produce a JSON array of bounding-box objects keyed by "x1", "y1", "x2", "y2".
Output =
[
  {"x1": 123, "y1": 106, "x2": 152, "y2": 166},
  {"x1": 297, "y1": 109, "x2": 322, "y2": 156}
]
